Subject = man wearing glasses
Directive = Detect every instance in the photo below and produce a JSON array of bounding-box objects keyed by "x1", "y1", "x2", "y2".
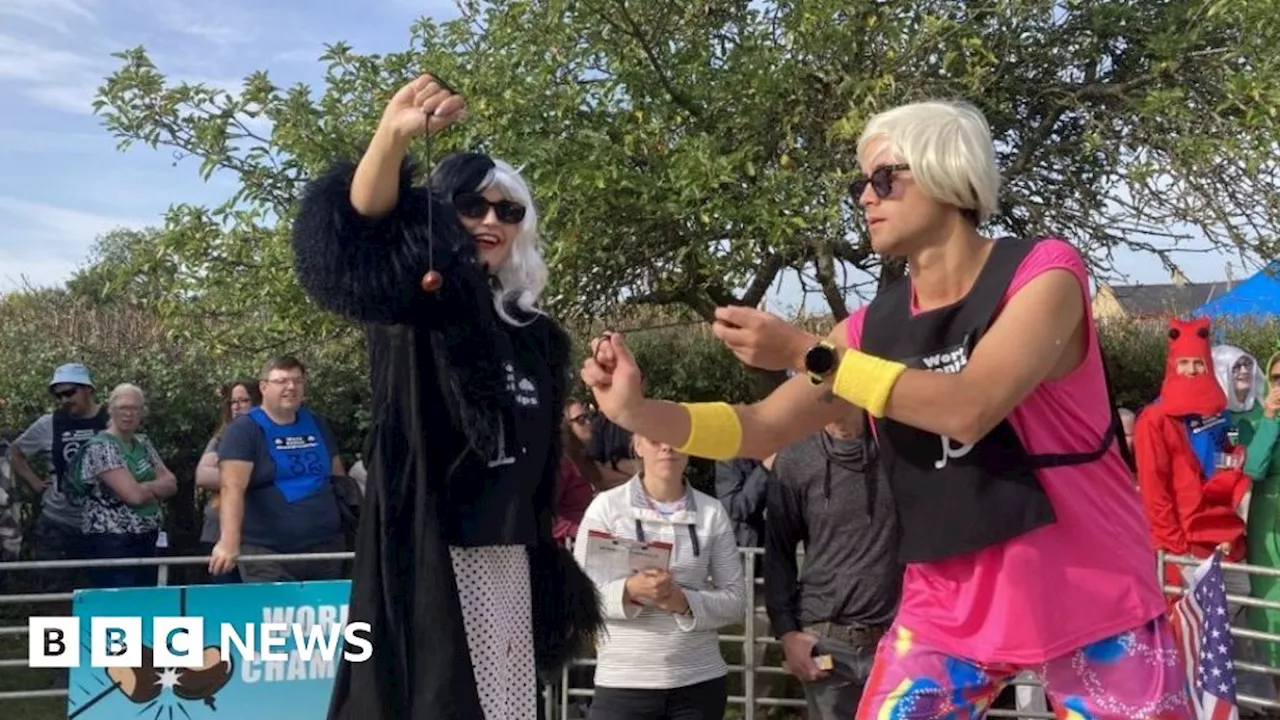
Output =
[
  {"x1": 207, "y1": 355, "x2": 347, "y2": 583},
  {"x1": 7, "y1": 363, "x2": 106, "y2": 584}
]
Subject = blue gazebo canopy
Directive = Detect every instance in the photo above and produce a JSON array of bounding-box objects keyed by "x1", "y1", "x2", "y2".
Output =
[{"x1": 1192, "y1": 262, "x2": 1280, "y2": 321}]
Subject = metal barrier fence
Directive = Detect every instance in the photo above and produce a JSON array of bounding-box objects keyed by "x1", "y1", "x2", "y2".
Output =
[{"x1": 2, "y1": 548, "x2": 1280, "y2": 718}]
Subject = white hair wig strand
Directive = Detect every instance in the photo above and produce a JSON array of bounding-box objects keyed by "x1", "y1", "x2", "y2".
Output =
[
  {"x1": 857, "y1": 100, "x2": 1002, "y2": 224},
  {"x1": 477, "y1": 158, "x2": 549, "y2": 327}
]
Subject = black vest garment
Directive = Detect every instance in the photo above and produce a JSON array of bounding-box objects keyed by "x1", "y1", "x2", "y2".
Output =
[
  {"x1": 50, "y1": 406, "x2": 109, "y2": 492},
  {"x1": 861, "y1": 238, "x2": 1116, "y2": 564}
]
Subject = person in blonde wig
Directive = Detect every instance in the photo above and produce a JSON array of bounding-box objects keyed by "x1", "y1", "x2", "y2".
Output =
[{"x1": 580, "y1": 100, "x2": 1190, "y2": 718}]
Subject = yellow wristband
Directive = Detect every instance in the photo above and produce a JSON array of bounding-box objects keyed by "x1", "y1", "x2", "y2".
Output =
[
  {"x1": 832, "y1": 350, "x2": 908, "y2": 418},
  {"x1": 676, "y1": 402, "x2": 743, "y2": 460}
]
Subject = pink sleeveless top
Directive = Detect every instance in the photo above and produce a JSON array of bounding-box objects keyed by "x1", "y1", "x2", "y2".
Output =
[{"x1": 847, "y1": 238, "x2": 1164, "y2": 663}]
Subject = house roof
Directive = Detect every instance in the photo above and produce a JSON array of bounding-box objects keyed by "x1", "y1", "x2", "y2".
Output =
[{"x1": 1106, "y1": 282, "x2": 1230, "y2": 318}]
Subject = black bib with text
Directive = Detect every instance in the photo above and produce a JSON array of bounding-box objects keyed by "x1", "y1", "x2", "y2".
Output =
[
  {"x1": 50, "y1": 406, "x2": 109, "y2": 492},
  {"x1": 862, "y1": 238, "x2": 1113, "y2": 564}
]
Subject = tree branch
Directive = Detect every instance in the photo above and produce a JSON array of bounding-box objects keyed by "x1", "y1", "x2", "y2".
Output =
[
  {"x1": 741, "y1": 254, "x2": 785, "y2": 307},
  {"x1": 812, "y1": 243, "x2": 849, "y2": 320},
  {"x1": 608, "y1": 0, "x2": 705, "y2": 123}
]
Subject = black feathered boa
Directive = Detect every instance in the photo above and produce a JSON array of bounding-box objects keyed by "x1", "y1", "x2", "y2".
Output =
[{"x1": 295, "y1": 153, "x2": 512, "y2": 464}]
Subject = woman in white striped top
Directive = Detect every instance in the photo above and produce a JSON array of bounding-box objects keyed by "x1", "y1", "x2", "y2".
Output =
[{"x1": 573, "y1": 433, "x2": 746, "y2": 719}]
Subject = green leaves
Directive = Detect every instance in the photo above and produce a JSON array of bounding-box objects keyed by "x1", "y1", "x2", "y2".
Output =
[{"x1": 76, "y1": 0, "x2": 1279, "y2": 348}]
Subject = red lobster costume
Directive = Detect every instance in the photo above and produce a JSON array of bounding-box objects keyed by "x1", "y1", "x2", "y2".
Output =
[{"x1": 1135, "y1": 317, "x2": 1250, "y2": 595}]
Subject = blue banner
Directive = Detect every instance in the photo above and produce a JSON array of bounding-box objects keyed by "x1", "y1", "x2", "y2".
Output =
[{"x1": 66, "y1": 581, "x2": 353, "y2": 719}]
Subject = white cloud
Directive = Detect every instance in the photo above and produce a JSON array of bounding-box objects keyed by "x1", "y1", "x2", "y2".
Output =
[
  {"x1": 389, "y1": 0, "x2": 463, "y2": 17},
  {"x1": 0, "y1": 34, "x2": 98, "y2": 83},
  {"x1": 0, "y1": 259, "x2": 91, "y2": 293},
  {"x1": 0, "y1": 33, "x2": 108, "y2": 114},
  {"x1": 0, "y1": 1, "x2": 109, "y2": 112},
  {"x1": 0, "y1": 0, "x2": 96, "y2": 36},
  {"x1": 0, "y1": 0, "x2": 267, "y2": 116},
  {"x1": 271, "y1": 48, "x2": 324, "y2": 65},
  {"x1": 0, "y1": 129, "x2": 114, "y2": 154},
  {"x1": 137, "y1": 0, "x2": 257, "y2": 49},
  {"x1": 25, "y1": 83, "x2": 105, "y2": 115},
  {"x1": 0, "y1": 196, "x2": 153, "y2": 256}
]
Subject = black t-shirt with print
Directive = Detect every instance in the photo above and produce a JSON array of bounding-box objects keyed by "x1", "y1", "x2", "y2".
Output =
[{"x1": 442, "y1": 358, "x2": 555, "y2": 547}]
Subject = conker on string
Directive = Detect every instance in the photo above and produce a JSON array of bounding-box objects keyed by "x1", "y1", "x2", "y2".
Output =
[{"x1": 421, "y1": 270, "x2": 443, "y2": 292}]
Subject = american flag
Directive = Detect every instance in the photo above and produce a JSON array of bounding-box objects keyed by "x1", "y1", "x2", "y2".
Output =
[{"x1": 1170, "y1": 551, "x2": 1239, "y2": 720}]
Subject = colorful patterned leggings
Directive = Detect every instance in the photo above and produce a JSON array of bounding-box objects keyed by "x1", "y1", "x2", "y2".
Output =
[{"x1": 855, "y1": 616, "x2": 1193, "y2": 719}]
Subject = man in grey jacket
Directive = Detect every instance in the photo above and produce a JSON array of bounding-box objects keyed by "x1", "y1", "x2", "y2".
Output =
[{"x1": 763, "y1": 409, "x2": 901, "y2": 719}]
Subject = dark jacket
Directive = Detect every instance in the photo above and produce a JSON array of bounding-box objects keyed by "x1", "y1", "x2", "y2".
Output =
[
  {"x1": 763, "y1": 430, "x2": 901, "y2": 637},
  {"x1": 714, "y1": 458, "x2": 769, "y2": 547},
  {"x1": 292, "y1": 155, "x2": 602, "y2": 720}
]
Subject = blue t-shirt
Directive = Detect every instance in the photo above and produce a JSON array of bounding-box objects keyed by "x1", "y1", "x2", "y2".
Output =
[
  {"x1": 1183, "y1": 412, "x2": 1232, "y2": 479},
  {"x1": 217, "y1": 408, "x2": 342, "y2": 552}
]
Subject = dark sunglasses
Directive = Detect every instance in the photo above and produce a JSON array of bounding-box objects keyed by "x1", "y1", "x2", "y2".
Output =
[
  {"x1": 52, "y1": 388, "x2": 78, "y2": 400},
  {"x1": 849, "y1": 163, "x2": 911, "y2": 201},
  {"x1": 455, "y1": 193, "x2": 526, "y2": 225}
]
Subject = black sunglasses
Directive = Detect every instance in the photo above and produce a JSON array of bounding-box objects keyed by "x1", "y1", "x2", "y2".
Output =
[
  {"x1": 52, "y1": 388, "x2": 78, "y2": 400},
  {"x1": 849, "y1": 163, "x2": 911, "y2": 201},
  {"x1": 455, "y1": 193, "x2": 526, "y2": 225}
]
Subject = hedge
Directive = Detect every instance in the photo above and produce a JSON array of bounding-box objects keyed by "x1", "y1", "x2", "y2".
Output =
[{"x1": 2, "y1": 289, "x2": 1277, "y2": 566}]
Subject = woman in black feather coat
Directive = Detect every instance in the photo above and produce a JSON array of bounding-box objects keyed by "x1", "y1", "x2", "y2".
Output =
[{"x1": 288, "y1": 73, "x2": 603, "y2": 720}]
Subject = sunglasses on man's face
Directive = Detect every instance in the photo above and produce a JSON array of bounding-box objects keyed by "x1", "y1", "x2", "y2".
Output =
[
  {"x1": 52, "y1": 388, "x2": 78, "y2": 400},
  {"x1": 455, "y1": 193, "x2": 527, "y2": 225},
  {"x1": 849, "y1": 163, "x2": 911, "y2": 202}
]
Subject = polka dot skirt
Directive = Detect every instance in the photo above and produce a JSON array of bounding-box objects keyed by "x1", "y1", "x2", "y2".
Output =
[{"x1": 449, "y1": 545, "x2": 537, "y2": 720}]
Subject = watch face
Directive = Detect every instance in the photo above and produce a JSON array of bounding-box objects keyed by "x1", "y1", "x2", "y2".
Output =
[{"x1": 806, "y1": 345, "x2": 835, "y2": 375}]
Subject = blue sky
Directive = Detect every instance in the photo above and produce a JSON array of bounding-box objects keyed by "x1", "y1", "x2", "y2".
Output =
[
  {"x1": 0, "y1": 0, "x2": 1245, "y2": 306},
  {"x1": 0, "y1": 0, "x2": 457, "y2": 292}
]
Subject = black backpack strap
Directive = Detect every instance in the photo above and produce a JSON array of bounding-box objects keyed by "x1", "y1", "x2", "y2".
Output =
[
  {"x1": 1100, "y1": 344, "x2": 1137, "y2": 473},
  {"x1": 1025, "y1": 340, "x2": 1134, "y2": 470}
]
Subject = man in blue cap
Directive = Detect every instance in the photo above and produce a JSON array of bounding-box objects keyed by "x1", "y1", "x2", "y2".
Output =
[{"x1": 8, "y1": 363, "x2": 108, "y2": 582}]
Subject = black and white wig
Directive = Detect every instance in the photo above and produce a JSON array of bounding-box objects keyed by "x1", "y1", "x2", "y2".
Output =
[{"x1": 429, "y1": 152, "x2": 548, "y2": 327}]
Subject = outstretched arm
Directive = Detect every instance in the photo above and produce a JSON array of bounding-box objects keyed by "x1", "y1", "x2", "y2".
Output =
[
  {"x1": 594, "y1": 321, "x2": 855, "y2": 461},
  {"x1": 586, "y1": 255, "x2": 1089, "y2": 461}
]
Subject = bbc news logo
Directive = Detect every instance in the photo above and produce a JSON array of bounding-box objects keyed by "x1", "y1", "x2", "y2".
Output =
[{"x1": 28, "y1": 617, "x2": 374, "y2": 668}]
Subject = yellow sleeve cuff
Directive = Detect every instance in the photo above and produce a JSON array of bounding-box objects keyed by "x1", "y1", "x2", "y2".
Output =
[
  {"x1": 675, "y1": 402, "x2": 743, "y2": 460},
  {"x1": 832, "y1": 350, "x2": 908, "y2": 418}
]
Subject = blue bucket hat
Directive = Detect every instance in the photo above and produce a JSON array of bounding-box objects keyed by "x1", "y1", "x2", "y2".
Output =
[{"x1": 49, "y1": 363, "x2": 95, "y2": 390}]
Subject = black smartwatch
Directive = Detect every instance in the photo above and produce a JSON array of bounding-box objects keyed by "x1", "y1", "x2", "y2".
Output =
[{"x1": 803, "y1": 340, "x2": 838, "y2": 385}]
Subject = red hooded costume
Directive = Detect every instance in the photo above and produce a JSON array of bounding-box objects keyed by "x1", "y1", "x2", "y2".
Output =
[{"x1": 1135, "y1": 318, "x2": 1249, "y2": 592}]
